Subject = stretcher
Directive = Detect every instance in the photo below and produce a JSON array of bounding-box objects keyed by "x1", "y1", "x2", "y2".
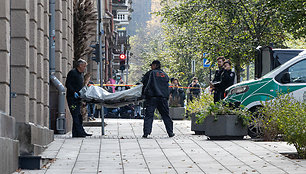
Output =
[{"x1": 79, "y1": 84, "x2": 144, "y2": 108}]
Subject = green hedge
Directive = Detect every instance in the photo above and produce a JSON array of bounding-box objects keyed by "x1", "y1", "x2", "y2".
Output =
[{"x1": 259, "y1": 94, "x2": 306, "y2": 158}]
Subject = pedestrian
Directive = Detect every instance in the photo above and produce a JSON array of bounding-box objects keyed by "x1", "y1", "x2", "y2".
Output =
[
  {"x1": 141, "y1": 60, "x2": 175, "y2": 138},
  {"x1": 169, "y1": 78, "x2": 185, "y2": 107},
  {"x1": 210, "y1": 56, "x2": 225, "y2": 103},
  {"x1": 115, "y1": 79, "x2": 130, "y2": 91},
  {"x1": 104, "y1": 80, "x2": 114, "y2": 93},
  {"x1": 187, "y1": 77, "x2": 201, "y2": 102},
  {"x1": 65, "y1": 59, "x2": 92, "y2": 137},
  {"x1": 212, "y1": 60, "x2": 235, "y2": 100}
]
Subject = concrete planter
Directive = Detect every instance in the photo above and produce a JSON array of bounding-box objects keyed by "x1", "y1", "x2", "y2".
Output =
[
  {"x1": 205, "y1": 115, "x2": 248, "y2": 140},
  {"x1": 169, "y1": 107, "x2": 185, "y2": 120},
  {"x1": 191, "y1": 113, "x2": 206, "y2": 135}
]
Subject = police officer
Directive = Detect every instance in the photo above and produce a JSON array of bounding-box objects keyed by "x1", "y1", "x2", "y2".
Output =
[
  {"x1": 213, "y1": 60, "x2": 235, "y2": 100},
  {"x1": 141, "y1": 60, "x2": 175, "y2": 138},
  {"x1": 65, "y1": 59, "x2": 92, "y2": 137},
  {"x1": 210, "y1": 56, "x2": 225, "y2": 102}
]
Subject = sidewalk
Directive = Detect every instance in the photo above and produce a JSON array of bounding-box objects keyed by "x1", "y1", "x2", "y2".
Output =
[{"x1": 15, "y1": 119, "x2": 306, "y2": 174}]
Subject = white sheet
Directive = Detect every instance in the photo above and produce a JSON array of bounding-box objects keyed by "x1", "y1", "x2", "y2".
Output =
[{"x1": 79, "y1": 84, "x2": 143, "y2": 107}]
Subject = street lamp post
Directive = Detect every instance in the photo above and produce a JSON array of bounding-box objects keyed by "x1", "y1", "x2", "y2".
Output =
[{"x1": 97, "y1": 0, "x2": 105, "y2": 135}]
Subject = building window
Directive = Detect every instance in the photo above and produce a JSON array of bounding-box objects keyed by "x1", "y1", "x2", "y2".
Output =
[{"x1": 117, "y1": 14, "x2": 126, "y2": 20}]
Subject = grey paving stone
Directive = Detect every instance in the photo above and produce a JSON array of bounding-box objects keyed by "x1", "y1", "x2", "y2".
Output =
[
  {"x1": 149, "y1": 168, "x2": 177, "y2": 174},
  {"x1": 15, "y1": 119, "x2": 306, "y2": 174}
]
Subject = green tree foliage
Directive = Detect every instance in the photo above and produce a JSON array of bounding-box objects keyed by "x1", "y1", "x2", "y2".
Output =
[
  {"x1": 158, "y1": 0, "x2": 305, "y2": 82},
  {"x1": 270, "y1": 0, "x2": 306, "y2": 39},
  {"x1": 129, "y1": 27, "x2": 168, "y2": 83}
]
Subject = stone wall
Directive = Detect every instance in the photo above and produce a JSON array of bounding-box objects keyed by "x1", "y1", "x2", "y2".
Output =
[
  {"x1": 0, "y1": 0, "x2": 10, "y2": 114},
  {"x1": 0, "y1": 1, "x2": 19, "y2": 173},
  {"x1": 0, "y1": 0, "x2": 74, "y2": 172}
]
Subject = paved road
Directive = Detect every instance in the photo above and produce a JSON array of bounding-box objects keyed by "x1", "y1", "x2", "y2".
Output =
[{"x1": 15, "y1": 119, "x2": 306, "y2": 174}]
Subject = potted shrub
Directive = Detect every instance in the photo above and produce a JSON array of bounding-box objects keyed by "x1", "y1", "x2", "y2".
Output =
[
  {"x1": 190, "y1": 96, "x2": 251, "y2": 139},
  {"x1": 200, "y1": 102, "x2": 251, "y2": 140},
  {"x1": 186, "y1": 94, "x2": 213, "y2": 135}
]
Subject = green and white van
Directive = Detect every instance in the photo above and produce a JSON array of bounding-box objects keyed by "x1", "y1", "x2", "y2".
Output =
[{"x1": 225, "y1": 50, "x2": 306, "y2": 111}]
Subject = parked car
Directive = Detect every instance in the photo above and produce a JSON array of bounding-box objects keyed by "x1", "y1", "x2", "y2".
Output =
[{"x1": 225, "y1": 50, "x2": 306, "y2": 136}]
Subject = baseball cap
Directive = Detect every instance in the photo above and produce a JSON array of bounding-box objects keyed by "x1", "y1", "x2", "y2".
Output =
[{"x1": 150, "y1": 60, "x2": 161, "y2": 66}]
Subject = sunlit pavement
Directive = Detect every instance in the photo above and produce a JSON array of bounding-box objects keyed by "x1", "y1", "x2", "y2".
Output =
[{"x1": 15, "y1": 119, "x2": 306, "y2": 174}]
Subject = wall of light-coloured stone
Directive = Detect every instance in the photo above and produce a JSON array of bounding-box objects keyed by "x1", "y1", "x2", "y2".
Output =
[
  {"x1": 43, "y1": 0, "x2": 50, "y2": 127},
  {"x1": 37, "y1": 0, "x2": 45, "y2": 126},
  {"x1": 55, "y1": 0, "x2": 63, "y2": 82},
  {"x1": 0, "y1": 0, "x2": 10, "y2": 114},
  {"x1": 7, "y1": 0, "x2": 75, "y2": 128},
  {"x1": 0, "y1": 0, "x2": 74, "y2": 172},
  {"x1": 0, "y1": 1, "x2": 20, "y2": 173},
  {"x1": 68, "y1": 0, "x2": 74, "y2": 70},
  {"x1": 29, "y1": 0, "x2": 38, "y2": 124},
  {"x1": 10, "y1": 0, "x2": 30, "y2": 123},
  {"x1": 62, "y1": 0, "x2": 68, "y2": 83}
]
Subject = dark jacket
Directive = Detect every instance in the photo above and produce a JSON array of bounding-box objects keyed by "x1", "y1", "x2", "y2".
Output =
[
  {"x1": 213, "y1": 67, "x2": 224, "y2": 83},
  {"x1": 65, "y1": 68, "x2": 84, "y2": 101},
  {"x1": 215, "y1": 69, "x2": 235, "y2": 92},
  {"x1": 142, "y1": 68, "x2": 170, "y2": 99},
  {"x1": 169, "y1": 85, "x2": 185, "y2": 107},
  {"x1": 188, "y1": 83, "x2": 201, "y2": 95},
  {"x1": 212, "y1": 67, "x2": 224, "y2": 91}
]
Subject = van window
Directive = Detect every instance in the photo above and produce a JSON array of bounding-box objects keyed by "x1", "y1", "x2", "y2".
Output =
[{"x1": 288, "y1": 60, "x2": 306, "y2": 83}]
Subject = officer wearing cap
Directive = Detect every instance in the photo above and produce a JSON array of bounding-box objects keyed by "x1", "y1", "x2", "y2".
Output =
[{"x1": 141, "y1": 60, "x2": 175, "y2": 138}]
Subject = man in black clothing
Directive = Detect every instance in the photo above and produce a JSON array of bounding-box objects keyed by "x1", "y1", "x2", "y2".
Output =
[
  {"x1": 141, "y1": 60, "x2": 174, "y2": 138},
  {"x1": 212, "y1": 60, "x2": 235, "y2": 101},
  {"x1": 219, "y1": 60, "x2": 235, "y2": 99},
  {"x1": 211, "y1": 56, "x2": 225, "y2": 103},
  {"x1": 65, "y1": 59, "x2": 92, "y2": 137}
]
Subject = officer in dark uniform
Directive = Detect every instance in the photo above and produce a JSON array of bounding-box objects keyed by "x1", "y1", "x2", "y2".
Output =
[
  {"x1": 65, "y1": 59, "x2": 92, "y2": 137},
  {"x1": 141, "y1": 60, "x2": 175, "y2": 138},
  {"x1": 213, "y1": 60, "x2": 235, "y2": 100},
  {"x1": 211, "y1": 56, "x2": 225, "y2": 103}
]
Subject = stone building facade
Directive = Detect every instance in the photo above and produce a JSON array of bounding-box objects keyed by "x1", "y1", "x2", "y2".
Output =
[{"x1": 0, "y1": 0, "x2": 74, "y2": 173}]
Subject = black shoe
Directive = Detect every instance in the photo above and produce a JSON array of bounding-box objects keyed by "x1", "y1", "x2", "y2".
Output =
[
  {"x1": 142, "y1": 134, "x2": 148, "y2": 138},
  {"x1": 72, "y1": 134, "x2": 86, "y2": 138},
  {"x1": 85, "y1": 133, "x2": 92, "y2": 136},
  {"x1": 168, "y1": 133, "x2": 175, "y2": 138}
]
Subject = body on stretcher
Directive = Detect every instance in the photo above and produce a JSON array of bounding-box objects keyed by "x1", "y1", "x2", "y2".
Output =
[{"x1": 79, "y1": 84, "x2": 144, "y2": 108}]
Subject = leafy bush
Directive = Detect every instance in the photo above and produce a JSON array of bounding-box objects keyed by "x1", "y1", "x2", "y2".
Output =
[
  {"x1": 186, "y1": 93, "x2": 214, "y2": 116},
  {"x1": 186, "y1": 93, "x2": 251, "y2": 126},
  {"x1": 259, "y1": 94, "x2": 306, "y2": 158}
]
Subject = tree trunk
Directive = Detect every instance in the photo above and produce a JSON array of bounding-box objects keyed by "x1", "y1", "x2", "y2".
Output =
[{"x1": 234, "y1": 55, "x2": 241, "y2": 83}]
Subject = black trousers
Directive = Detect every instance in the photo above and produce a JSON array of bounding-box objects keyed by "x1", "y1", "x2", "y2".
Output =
[
  {"x1": 214, "y1": 90, "x2": 224, "y2": 103},
  {"x1": 143, "y1": 97, "x2": 173, "y2": 136},
  {"x1": 67, "y1": 99, "x2": 86, "y2": 136}
]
